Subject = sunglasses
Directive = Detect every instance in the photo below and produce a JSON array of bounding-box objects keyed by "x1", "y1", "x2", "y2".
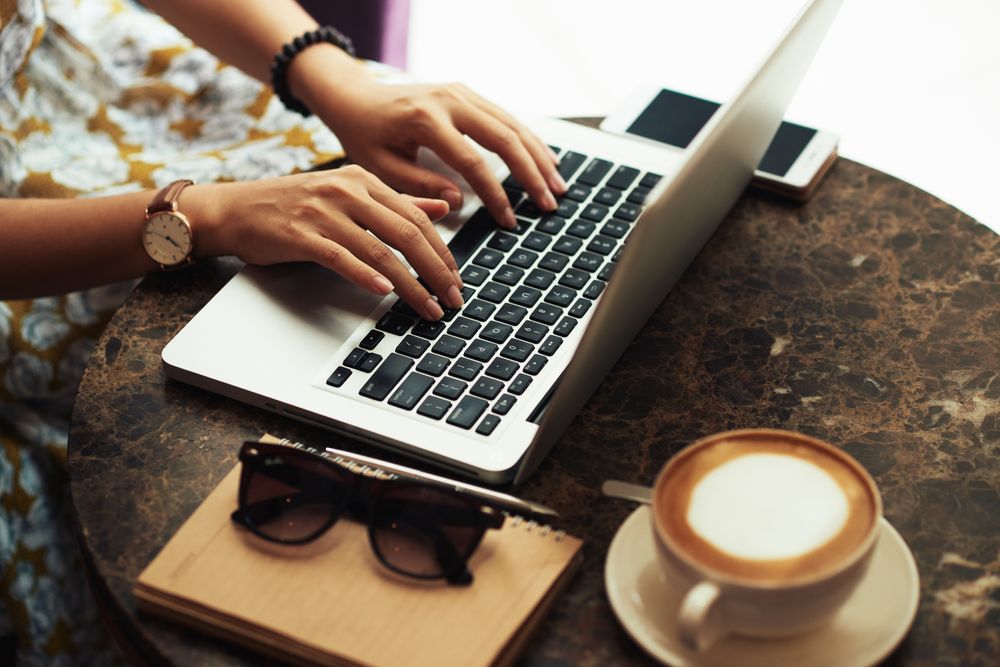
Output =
[{"x1": 231, "y1": 441, "x2": 551, "y2": 585}]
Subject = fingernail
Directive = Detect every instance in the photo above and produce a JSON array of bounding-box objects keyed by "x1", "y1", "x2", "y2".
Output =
[
  {"x1": 549, "y1": 170, "x2": 568, "y2": 194},
  {"x1": 371, "y1": 275, "x2": 394, "y2": 295},
  {"x1": 542, "y1": 191, "x2": 557, "y2": 210},
  {"x1": 502, "y1": 207, "x2": 517, "y2": 229},
  {"x1": 447, "y1": 284, "x2": 464, "y2": 309},
  {"x1": 439, "y1": 189, "x2": 463, "y2": 211},
  {"x1": 424, "y1": 297, "x2": 445, "y2": 321},
  {"x1": 452, "y1": 269, "x2": 464, "y2": 289}
]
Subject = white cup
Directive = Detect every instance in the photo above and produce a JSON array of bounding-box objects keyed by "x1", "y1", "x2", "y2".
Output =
[{"x1": 649, "y1": 429, "x2": 882, "y2": 650}]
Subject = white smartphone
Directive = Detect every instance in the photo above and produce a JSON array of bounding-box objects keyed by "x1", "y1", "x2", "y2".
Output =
[{"x1": 601, "y1": 86, "x2": 839, "y2": 201}]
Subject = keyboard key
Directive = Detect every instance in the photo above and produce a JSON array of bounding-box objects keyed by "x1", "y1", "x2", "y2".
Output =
[
  {"x1": 472, "y1": 248, "x2": 503, "y2": 269},
  {"x1": 577, "y1": 158, "x2": 613, "y2": 186},
  {"x1": 540, "y1": 335, "x2": 563, "y2": 356},
  {"x1": 485, "y1": 358, "x2": 518, "y2": 381},
  {"x1": 359, "y1": 353, "x2": 413, "y2": 401},
  {"x1": 416, "y1": 353, "x2": 450, "y2": 377},
  {"x1": 470, "y1": 376, "x2": 503, "y2": 400},
  {"x1": 607, "y1": 165, "x2": 640, "y2": 190},
  {"x1": 388, "y1": 373, "x2": 434, "y2": 410},
  {"x1": 559, "y1": 269, "x2": 589, "y2": 289},
  {"x1": 545, "y1": 286, "x2": 576, "y2": 307},
  {"x1": 510, "y1": 219, "x2": 531, "y2": 235},
  {"x1": 488, "y1": 232, "x2": 519, "y2": 252},
  {"x1": 516, "y1": 321, "x2": 549, "y2": 343},
  {"x1": 595, "y1": 188, "x2": 621, "y2": 206},
  {"x1": 448, "y1": 207, "x2": 496, "y2": 268},
  {"x1": 359, "y1": 330, "x2": 384, "y2": 350},
  {"x1": 524, "y1": 355, "x2": 548, "y2": 375},
  {"x1": 492, "y1": 394, "x2": 517, "y2": 415},
  {"x1": 570, "y1": 298, "x2": 592, "y2": 319},
  {"x1": 628, "y1": 186, "x2": 651, "y2": 204},
  {"x1": 500, "y1": 339, "x2": 533, "y2": 362},
  {"x1": 573, "y1": 252, "x2": 603, "y2": 273},
  {"x1": 538, "y1": 252, "x2": 569, "y2": 273},
  {"x1": 639, "y1": 172, "x2": 662, "y2": 188},
  {"x1": 521, "y1": 231, "x2": 552, "y2": 252},
  {"x1": 553, "y1": 200, "x2": 578, "y2": 218},
  {"x1": 510, "y1": 286, "x2": 542, "y2": 307},
  {"x1": 476, "y1": 414, "x2": 501, "y2": 435},
  {"x1": 587, "y1": 235, "x2": 616, "y2": 256},
  {"x1": 503, "y1": 186, "x2": 523, "y2": 207},
  {"x1": 391, "y1": 299, "x2": 419, "y2": 318},
  {"x1": 447, "y1": 396, "x2": 489, "y2": 429},
  {"x1": 432, "y1": 334, "x2": 466, "y2": 358},
  {"x1": 554, "y1": 316, "x2": 578, "y2": 337},
  {"x1": 515, "y1": 199, "x2": 545, "y2": 219},
  {"x1": 553, "y1": 236, "x2": 583, "y2": 256},
  {"x1": 358, "y1": 353, "x2": 382, "y2": 373},
  {"x1": 509, "y1": 248, "x2": 538, "y2": 269},
  {"x1": 525, "y1": 269, "x2": 556, "y2": 290},
  {"x1": 466, "y1": 339, "x2": 499, "y2": 362},
  {"x1": 563, "y1": 184, "x2": 591, "y2": 202},
  {"x1": 417, "y1": 396, "x2": 451, "y2": 420},
  {"x1": 481, "y1": 321, "x2": 514, "y2": 343},
  {"x1": 503, "y1": 174, "x2": 523, "y2": 191},
  {"x1": 449, "y1": 357, "x2": 483, "y2": 381},
  {"x1": 412, "y1": 319, "x2": 446, "y2": 340},
  {"x1": 440, "y1": 307, "x2": 460, "y2": 322},
  {"x1": 396, "y1": 335, "x2": 429, "y2": 358},
  {"x1": 376, "y1": 312, "x2": 413, "y2": 336},
  {"x1": 601, "y1": 220, "x2": 629, "y2": 239},
  {"x1": 464, "y1": 299, "x2": 497, "y2": 321},
  {"x1": 548, "y1": 144, "x2": 561, "y2": 155},
  {"x1": 581, "y1": 204, "x2": 610, "y2": 222},
  {"x1": 567, "y1": 220, "x2": 596, "y2": 238},
  {"x1": 494, "y1": 264, "x2": 525, "y2": 286},
  {"x1": 326, "y1": 367, "x2": 352, "y2": 387},
  {"x1": 509, "y1": 374, "x2": 532, "y2": 395},
  {"x1": 344, "y1": 347, "x2": 367, "y2": 369},
  {"x1": 614, "y1": 203, "x2": 641, "y2": 222},
  {"x1": 537, "y1": 216, "x2": 565, "y2": 235},
  {"x1": 531, "y1": 303, "x2": 563, "y2": 325},
  {"x1": 598, "y1": 263, "x2": 615, "y2": 281},
  {"x1": 460, "y1": 286, "x2": 476, "y2": 302},
  {"x1": 447, "y1": 316, "x2": 481, "y2": 340},
  {"x1": 478, "y1": 281, "x2": 510, "y2": 304},
  {"x1": 557, "y1": 151, "x2": 587, "y2": 181},
  {"x1": 434, "y1": 377, "x2": 467, "y2": 399},
  {"x1": 495, "y1": 303, "x2": 528, "y2": 325},
  {"x1": 583, "y1": 279, "x2": 607, "y2": 299}
]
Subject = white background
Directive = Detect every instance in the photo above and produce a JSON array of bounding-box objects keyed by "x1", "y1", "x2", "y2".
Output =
[{"x1": 409, "y1": 0, "x2": 1000, "y2": 234}]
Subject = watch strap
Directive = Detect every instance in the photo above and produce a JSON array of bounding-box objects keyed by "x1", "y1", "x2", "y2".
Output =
[{"x1": 146, "y1": 179, "x2": 194, "y2": 216}]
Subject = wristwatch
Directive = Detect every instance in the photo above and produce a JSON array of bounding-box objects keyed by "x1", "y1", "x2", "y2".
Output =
[{"x1": 143, "y1": 179, "x2": 195, "y2": 269}]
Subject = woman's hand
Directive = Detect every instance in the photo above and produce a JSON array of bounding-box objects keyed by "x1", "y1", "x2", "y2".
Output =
[
  {"x1": 189, "y1": 167, "x2": 461, "y2": 321},
  {"x1": 290, "y1": 51, "x2": 566, "y2": 229}
]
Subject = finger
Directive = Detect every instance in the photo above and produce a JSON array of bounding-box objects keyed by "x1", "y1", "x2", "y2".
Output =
[
  {"x1": 373, "y1": 150, "x2": 465, "y2": 213},
  {"x1": 406, "y1": 196, "x2": 450, "y2": 222},
  {"x1": 303, "y1": 236, "x2": 396, "y2": 298},
  {"x1": 454, "y1": 106, "x2": 559, "y2": 212},
  {"x1": 360, "y1": 182, "x2": 464, "y2": 308}
]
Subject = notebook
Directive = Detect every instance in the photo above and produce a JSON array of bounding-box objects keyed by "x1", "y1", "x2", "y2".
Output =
[
  {"x1": 161, "y1": 0, "x2": 844, "y2": 484},
  {"x1": 134, "y1": 454, "x2": 583, "y2": 666}
]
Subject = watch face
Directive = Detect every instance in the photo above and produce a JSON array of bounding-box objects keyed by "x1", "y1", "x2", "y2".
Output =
[{"x1": 144, "y1": 212, "x2": 193, "y2": 266}]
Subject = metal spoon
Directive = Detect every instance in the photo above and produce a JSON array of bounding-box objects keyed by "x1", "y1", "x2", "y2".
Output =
[{"x1": 602, "y1": 480, "x2": 653, "y2": 504}]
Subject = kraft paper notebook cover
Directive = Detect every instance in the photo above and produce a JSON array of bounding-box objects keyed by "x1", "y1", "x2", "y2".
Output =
[{"x1": 134, "y1": 453, "x2": 583, "y2": 667}]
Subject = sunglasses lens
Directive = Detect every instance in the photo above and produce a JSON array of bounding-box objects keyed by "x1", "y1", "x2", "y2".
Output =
[
  {"x1": 243, "y1": 452, "x2": 351, "y2": 542},
  {"x1": 370, "y1": 484, "x2": 486, "y2": 579}
]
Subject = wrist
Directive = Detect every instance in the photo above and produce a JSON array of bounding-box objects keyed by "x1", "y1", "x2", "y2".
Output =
[
  {"x1": 182, "y1": 183, "x2": 229, "y2": 261},
  {"x1": 285, "y1": 42, "x2": 372, "y2": 121}
]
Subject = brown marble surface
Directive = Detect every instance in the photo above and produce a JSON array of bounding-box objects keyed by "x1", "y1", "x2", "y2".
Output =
[{"x1": 68, "y1": 157, "x2": 1000, "y2": 667}]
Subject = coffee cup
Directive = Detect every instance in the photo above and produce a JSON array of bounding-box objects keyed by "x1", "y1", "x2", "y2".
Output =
[{"x1": 649, "y1": 429, "x2": 882, "y2": 650}]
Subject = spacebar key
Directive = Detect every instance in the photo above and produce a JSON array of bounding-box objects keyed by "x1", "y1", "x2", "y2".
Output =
[{"x1": 359, "y1": 353, "x2": 414, "y2": 401}]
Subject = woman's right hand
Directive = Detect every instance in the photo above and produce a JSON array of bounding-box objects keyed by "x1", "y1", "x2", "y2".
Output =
[{"x1": 187, "y1": 166, "x2": 461, "y2": 321}]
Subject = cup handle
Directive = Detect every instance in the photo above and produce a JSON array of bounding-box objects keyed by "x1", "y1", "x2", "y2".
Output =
[{"x1": 678, "y1": 581, "x2": 725, "y2": 651}]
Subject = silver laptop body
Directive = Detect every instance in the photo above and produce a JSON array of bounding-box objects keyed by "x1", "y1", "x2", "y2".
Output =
[{"x1": 163, "y1": 0, "x2": 843, "y2": 485}]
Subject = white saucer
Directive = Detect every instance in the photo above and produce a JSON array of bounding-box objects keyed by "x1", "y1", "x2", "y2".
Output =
[{"x1": 605, "y1": 506, "x2": 920, "y2": 667}]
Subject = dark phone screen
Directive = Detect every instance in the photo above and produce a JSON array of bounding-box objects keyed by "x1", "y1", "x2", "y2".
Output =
[{"x1": 625, "y1": 88, "x2": 817, "y2": 177}]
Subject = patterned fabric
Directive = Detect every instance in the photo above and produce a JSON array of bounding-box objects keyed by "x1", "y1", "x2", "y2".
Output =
[{"x1": 1, "y1": 1, "x2": 345, "y2": 663}]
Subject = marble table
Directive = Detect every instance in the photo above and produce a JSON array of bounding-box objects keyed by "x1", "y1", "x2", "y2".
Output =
[{"x1": 68, "y1": 154, "x2": 999, "y2": 666}]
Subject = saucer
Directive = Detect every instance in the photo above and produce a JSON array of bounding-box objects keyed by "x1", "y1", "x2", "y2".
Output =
[{"x1": 605, "y1": 506, "x2": 919, "y2": 667}]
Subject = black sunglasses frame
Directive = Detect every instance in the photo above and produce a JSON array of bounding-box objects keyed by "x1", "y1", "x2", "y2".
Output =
[{"x1": 230, "y1": 441, "x2": 504, "y2": 585}]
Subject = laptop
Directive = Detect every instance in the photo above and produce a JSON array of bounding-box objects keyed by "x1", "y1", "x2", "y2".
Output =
[{"x1": 163, "y1": 0, "x2": 843, "y2": 485}]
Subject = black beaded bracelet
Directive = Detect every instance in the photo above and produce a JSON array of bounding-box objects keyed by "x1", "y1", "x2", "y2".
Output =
[{"x1": 270, "y1": 25, "x2": 356, "y2": 117}]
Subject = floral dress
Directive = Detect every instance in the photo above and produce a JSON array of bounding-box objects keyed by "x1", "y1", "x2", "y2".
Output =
[{"x1": 1, "y1": 0, "x2": 345, "y2": 663}]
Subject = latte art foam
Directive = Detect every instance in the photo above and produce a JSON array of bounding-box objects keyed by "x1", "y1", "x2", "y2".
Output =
[{"x1": 685, "y1": 453, "x2": 849, "y2": 560}]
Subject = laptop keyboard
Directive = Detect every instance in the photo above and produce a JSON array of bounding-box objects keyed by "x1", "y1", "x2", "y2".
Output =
[{"x1": 325, "y1": 147, "x2": 661, "y2": 436}]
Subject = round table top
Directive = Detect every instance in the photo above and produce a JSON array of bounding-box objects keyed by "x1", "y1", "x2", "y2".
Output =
[{"x1": 68, "y1": 157, "x2": 1000, "y2": 666}]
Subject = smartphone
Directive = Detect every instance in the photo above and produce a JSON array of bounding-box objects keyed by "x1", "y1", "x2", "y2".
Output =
[{"x1": 601, "y1": 87, "x2": 839, "y2": 202}]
